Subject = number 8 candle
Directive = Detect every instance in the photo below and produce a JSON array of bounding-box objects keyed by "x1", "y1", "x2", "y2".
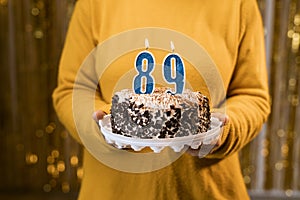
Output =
[{"x1": 133, "y1": 39, "x2": 155, "y2": 94}]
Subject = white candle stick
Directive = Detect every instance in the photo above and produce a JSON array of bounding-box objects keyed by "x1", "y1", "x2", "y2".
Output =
[{"x1": 145, "y1": 38, "x2": 150, "y2": 50}]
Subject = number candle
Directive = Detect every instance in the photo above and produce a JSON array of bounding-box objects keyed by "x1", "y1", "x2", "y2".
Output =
[
  {"x1": 133, "y1": 39, "x2": 155, "y2": 94},
  {"x1": 162, "y1": 41, "x2": 185, "y2": 94},
  {"x1": 132, "y1": 40, "x2": 185, "y2": 94}
]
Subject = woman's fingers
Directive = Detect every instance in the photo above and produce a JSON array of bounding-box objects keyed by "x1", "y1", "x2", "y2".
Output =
[
  {"x1": 211, "y1": 112, "x2": 229, "y2": 126},
  {"x1": 92, "y1": 110, "x2": 106, "y2": 121},
  {"x1": 187, "y1": 113, "x2": 229, "y2": 157}
]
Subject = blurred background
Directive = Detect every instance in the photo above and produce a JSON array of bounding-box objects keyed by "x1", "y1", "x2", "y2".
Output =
[{"x1": 0, "y1": 0, "x2": 300, "y2": 199}]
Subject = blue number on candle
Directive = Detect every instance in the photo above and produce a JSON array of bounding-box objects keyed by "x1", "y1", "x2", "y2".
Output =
[
  {"x1": 163, "y1": 53, "x2": 185, "y2": 94},
  {"x1": 133, "y1": 51, "x2": 155, "y2": 94}
]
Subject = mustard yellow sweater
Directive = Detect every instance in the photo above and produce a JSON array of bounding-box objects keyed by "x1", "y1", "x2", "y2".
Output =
[{"x1": 52, "y1": 0, "x2": 270, "y2": 199}]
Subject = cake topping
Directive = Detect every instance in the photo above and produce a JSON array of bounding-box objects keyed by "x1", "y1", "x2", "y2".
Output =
[{"x1": 110, "y1": 88, "x2": 211, "y2": 139}]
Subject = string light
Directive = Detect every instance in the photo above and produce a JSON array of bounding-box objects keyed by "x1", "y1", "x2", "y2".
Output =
[{"x1": 70, "y1": 156, "x2": 79, "y2": 167}]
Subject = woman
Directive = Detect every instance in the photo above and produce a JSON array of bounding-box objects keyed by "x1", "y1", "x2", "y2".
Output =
[{"x1": 53, "y1": 0, "x2": 270, "y2": 199}]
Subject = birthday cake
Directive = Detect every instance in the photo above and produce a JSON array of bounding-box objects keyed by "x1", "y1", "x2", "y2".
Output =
[{"x1": 110, "y1": 87, "x2": 211, "y2": 139}]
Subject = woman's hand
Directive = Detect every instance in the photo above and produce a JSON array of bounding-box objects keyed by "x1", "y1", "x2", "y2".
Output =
[
  {"x1": 187, "y1": 113, "x2": 229, "y2": 158},
  {"x1": 93, "y1": 110, "x2": 131, "y2": 149},
  {"x1": 92, "y1": 110, "x2": 107, "y2": 121}
]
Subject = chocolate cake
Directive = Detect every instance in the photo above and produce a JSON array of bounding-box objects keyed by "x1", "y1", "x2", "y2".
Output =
[{"x1": 110, "y1": 88, "x2": 211, "y2": 139}]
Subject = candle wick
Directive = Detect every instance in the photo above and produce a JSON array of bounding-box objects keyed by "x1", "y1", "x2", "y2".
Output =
[
  {"x1": 170, "y1": 41, "x2": 175, "y2": 53},
  {"x1": 145, "y1": 38, "x2": 150, "y2": 50}
]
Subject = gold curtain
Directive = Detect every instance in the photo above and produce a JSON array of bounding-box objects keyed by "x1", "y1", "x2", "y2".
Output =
[
  {"x1": 240, "y1": 0, "x2": 300, "y2": 198},
  {"x1": 0, "y1": 0, "x2": 300, "y2": 199},
  {"x1": 0, "y1": 0, "x2": 82, "y2": 198}
]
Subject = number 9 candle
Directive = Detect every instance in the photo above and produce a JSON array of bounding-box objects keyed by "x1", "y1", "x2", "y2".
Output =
[{"x1": 163, "y1": 41, "x2": 185, "y2": 94}]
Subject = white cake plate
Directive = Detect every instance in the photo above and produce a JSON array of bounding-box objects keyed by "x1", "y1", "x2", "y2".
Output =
[{"x1": 99, "y1": 115, "x2": 222, "y2": 153}]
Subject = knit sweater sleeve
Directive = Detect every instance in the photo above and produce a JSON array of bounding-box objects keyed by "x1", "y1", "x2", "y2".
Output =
[
  {"x1": 207, "y1": 0, "x2": 271, "y2": 159},
  {"x1": 52, "y1": 0, "x2": 111, "y2": 143}
]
